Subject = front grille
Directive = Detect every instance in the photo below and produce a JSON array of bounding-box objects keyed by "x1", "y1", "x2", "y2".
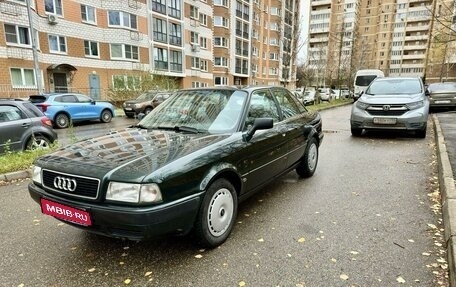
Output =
[
  {"x1": 42, "y1": 169, "x2": 100, "y2": 199},
  {"x1": 367, "y1": 104, "x2": 408, "y2": 116}
]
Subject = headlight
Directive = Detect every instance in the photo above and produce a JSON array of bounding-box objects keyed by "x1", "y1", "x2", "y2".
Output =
[
  {"x1": 134, "y1": 103, "x2": 141, "y2": 109},
  {"x1": 32, "y1": 165, "x2": 42, "y2": 184},
  {"x1": 106, "y1": 182, "x2": 162, "y2": 203},
  {"x1": 406, "y1": 100, "x2": 424, "y2": 110},
  {"x1": 122, "y1": 103, "x2": 126, "y2": 107},
  {"x1": 356, "y1": 101, "x2": 369, "y2": 110}
]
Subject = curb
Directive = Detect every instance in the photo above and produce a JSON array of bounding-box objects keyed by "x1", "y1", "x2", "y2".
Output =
[
  {"x1": 433, "y1": 114, "x2": 456, "y2": 287},
  {"x1": 0, "y1": 169, "x2": 30, "y2": 182}
]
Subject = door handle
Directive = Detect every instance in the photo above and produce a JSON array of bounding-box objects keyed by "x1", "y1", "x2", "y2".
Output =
[{"x1": 21, "y1": 123, "x2": 30, "y2": 128}]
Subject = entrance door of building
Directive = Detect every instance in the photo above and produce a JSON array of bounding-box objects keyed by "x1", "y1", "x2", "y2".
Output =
[
  {"x1": 89, "y1": 74, "x2": 100, "y2": 99},
  {"x1": 53, "y1": 73, "x2": 68, "y2": 92}
]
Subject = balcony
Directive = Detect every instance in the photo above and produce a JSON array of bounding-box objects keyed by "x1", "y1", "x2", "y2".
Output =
[{"x1": 404, "y1": 35, "x2": 428, "y2": 41}]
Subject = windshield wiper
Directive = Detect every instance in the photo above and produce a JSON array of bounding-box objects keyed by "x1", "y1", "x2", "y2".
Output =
[
  {"x1": 174, "y1": 125, "x2": 201, "y2": 134},
  {"x1": 130, "y1": 124, "x2": 149, "y2": 129}
]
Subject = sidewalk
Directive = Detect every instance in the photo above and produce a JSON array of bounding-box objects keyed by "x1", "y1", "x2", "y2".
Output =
[{"x1": 434, "y1": 112, "x2": 456, "y2": 287}]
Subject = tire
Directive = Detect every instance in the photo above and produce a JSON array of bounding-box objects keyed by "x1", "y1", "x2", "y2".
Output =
[
  {"x1": 55, "y1": 113, "x2": 70, "y2": 129},
  {"x1": 144, "y1": 107, "x2": 153, "y2": 115},
  {"x1": 296, "y1": 137, "x2": 319, "y2": 178},
  {"x1": 26, "y1": 135, "x2": 51, "y2": 150},
  {"x1": 351, "y1": 127, "x2": 362, "y2": 137},
  {"x1": 194, "y1": 179, "x2": 238, "y2": 248},
  {"x1": 101, "y1": 110, "x2": 113, "y2": 123},
  {"x1": 416, "y1": 126, "x2": 427, "y2": 138}
]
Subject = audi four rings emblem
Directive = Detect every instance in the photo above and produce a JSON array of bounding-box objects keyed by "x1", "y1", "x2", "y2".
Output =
[
  {"x1": 53, "y1": 176, "x2": 77, "y2": 192},
  {"x1": 383, "y1": 105, "x2": 391, "y2": 111}
]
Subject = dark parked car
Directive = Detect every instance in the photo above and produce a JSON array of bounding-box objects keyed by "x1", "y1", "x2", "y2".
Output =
[
  {"x1": 29, "y1": 93, "x2": 115, "y2": 129},
  {"x1": 0, "y1": 99, "x2": 57, "y2": 153},
  {"x1": 28, "y1": 86, "x2": 323, "y2": 247},
  {"x1": 427, "y1": 82, "x2": 456, "y2": 109},
  {"x1": 122, "y1": 91, "x2": 171, "y2": 118}
]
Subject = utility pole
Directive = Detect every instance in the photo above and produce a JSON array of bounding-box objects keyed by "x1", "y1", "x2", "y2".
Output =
[{"x1": 26, "y1": 0, "x2": 43, "y2": 94}]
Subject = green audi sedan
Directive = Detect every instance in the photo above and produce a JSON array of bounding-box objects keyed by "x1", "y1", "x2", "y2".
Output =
[{"x1": 28, "y1": 86, "x2": 323, "y2": 247}]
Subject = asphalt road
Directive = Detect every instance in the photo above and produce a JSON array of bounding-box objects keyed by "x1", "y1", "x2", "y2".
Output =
[{"x1": 0, "y1": 106, "x2": 449, "y2": 286}]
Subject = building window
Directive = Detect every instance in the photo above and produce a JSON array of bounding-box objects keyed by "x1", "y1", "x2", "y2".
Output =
[
  {"x1": 199, "y1": 13, "x2": 207, "y2": 26},
  {"x1": 200, "y1": 37, "x2": 207, "y2": 49},
  {"x1": 150, "y1": 0, "x2": 166, "y2": 14},
  {"x1": 190, "y1": 5, "x2": 198, "y2": 19},
  {"x1": 81, "y1": 4, "x2": 96, "y2": 24},
  {"x1": 84, "y1": 40, "x2": 99, "y2": 57},
  {"x1": 190, "y1": 31, "x2": 199, "y2": 44},
  {"x1": 4, "y1": 24, "x2": 30, "y2": 46},
  {"x1": 45, "y1": 0, "x2": 62, "y2": 15},
  {"x1": 200, "y1": 60, "x2": 208, "y2": 72},
  {"x1": 214, "y1": 0, "x2": 228, "y2": 7},
  {"x1": 214, "y1": 76, "x2": 228, "y2": 86},
  {"x1": 108, "y1": 11, "x2": 138, "y2": 30},
  {"x1": 154, "y1": 47, "x2": 168, "y2": 70},
  {"x1": 169, "y1": 22, "x2": 182, "y2": 46},
  {"x1": 168, "y1": 0, "x2": 181, "y2": 19},
  {"x1": 191, "y1": 57, "x2": 200, "y2": 69},
  {"x1": 214, "y1": 16, "x2": 228, "y2": 27},
  {"x1": 10, "y1": 68, "x2": 36, "y2": 88},
  {"x1": 214, "y1": 57, "x2": 228, "y2": 67},
  {"x1": 214, "y1": 37, "x2": 228, "y2": 47},
  {"x1": 110, "y1": 44, "x2": 139, "y2": 60},
  {"x1": 169, "y1": 50, "x2": 182, "y2": 72},
  {"x1": 48, "y1": 35, "x2": 66, "y2": 53},
  {"x1": 153, "y1": 18, "x2": 167, "y2": 43}
]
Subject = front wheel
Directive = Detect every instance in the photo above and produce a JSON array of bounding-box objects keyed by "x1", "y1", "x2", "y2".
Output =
[
  {"x1": 415, "y1": 126, "x2": 427, "y2": 138},
  {"x1": 194, "y1": 179, "x2": 238, "y2": 248},
  {"x1": 100, "y1": 110, "x2": 113, "y2": 123},
  {"x1": 351, "y1": 127, "x2": 362, "y2": 137},
  {"x1": 296, "y1": 137, "x2": 319, "y2": 178}
]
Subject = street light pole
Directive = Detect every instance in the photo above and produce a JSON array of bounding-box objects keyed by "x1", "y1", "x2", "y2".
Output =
[{"x1": 26, "y1": 0, "x2": 43, "y2": 94}]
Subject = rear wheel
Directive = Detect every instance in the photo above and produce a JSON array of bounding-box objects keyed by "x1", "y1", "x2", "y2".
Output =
[
  {"x1": 194, "y1": 179, "x2": 237, "y2": 248},
  {"x1": 55, "y1": 113, "x2": 70, "y2": 129},
  {"x1": 101, "y1": 110, "x2": 112, "y2": 123},
  {"x1": 296, "y1": 137, "x2": 319, "y2": 178},
  {"x1": 26, "y1": 135, "x2": 51, "y2": 150},
  {"x1": 351, "y1": 127, "x2": 362, "y2": 137}
]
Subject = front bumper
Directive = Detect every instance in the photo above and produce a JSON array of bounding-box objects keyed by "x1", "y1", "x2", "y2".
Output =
[
  {"x1": 29, "y1": 183, "x2": 202, "y2": 241},
  {"x1": 350, "y1": 107, "x2": 428, "y2": 131}
]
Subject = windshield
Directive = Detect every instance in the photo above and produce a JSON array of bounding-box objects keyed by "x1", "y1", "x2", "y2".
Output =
[
  {"x1": 138, "y1": 89, "x2": 247, "y2": 133},
  {"x1": 355, "y1": 75, "x2": 378, "y2": 86},
  {"x1": 366, "y1": 79, "x2": 422, "y2": 95},
  {"x1": 428, "y1": 83, "x2": 456, "y2": 92},
  {"x1": 137, "y1": 93, "x2": 155, "y2": 101}
]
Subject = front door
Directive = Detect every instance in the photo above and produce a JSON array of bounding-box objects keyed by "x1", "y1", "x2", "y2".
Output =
[
  {"x1": 89, "y1": 74, "x2": 100, "y2": 99},
  {"x1": 53, "y1": 73, "x2": 68, "y2": 92}
]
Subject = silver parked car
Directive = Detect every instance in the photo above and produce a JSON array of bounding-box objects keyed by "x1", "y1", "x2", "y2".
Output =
[
  {"x1": 427, "y1": 82, "x2": 456, "y2": 109},
  {"x1": 350, "y1": 77, "x2": 429, "y2": 138}
]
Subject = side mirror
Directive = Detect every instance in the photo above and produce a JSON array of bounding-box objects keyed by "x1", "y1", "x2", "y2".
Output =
[{"x1": 243, "y1": 118, "x2": 273, "y2": 141}]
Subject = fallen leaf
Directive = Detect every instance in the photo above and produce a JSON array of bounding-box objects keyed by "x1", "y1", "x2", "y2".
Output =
[
  {"x1": 298, "y1": 237, "x2": 305, "y2": 243},
  {"x1": 408, "y1": 239, "x2": 415, "y2": 243},
  {"x1": 340, "y1": 274, "x2": 349, "y2": 280},
  {"x1": 124, "y1": 278, "x2": 131, "y2": 285},
  {"x1": 88, "y1": 268, "x2": 96, "y2": 273},
  {"x1": 258, "y1": 238, "x2": 264, "y2": 242},
  {"x1": 397, "y1": 276, "x2": 406, "y2": 283},
  {"x1": 422, "y1": 252, "x2": 431, "y2": 256},
  {"x1": 145, "y1": 271, "x2": 152, "y2": 277},
  {"x1": 239, "y1": 281, "x2": 246, "y2": 286},
  {"x1": 331, "y1": 258, "x2": 337, "y2": 263},
  {"x1": 119, "y1": 262, "x2": 125, "y2": 265},
  {"x1": 195, "y1": 254, "x2": 203, "y2": 259},
  {"x1": 17, "y1": 284, "x2": 24, "y2": 287},
  {"x1": 350, "y1": 251, "x2": 359, "y2": 255}
]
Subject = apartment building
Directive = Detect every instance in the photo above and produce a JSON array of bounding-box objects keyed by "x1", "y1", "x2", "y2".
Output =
[
  {"x1": 306, "y1": 0, "x2": 456, "y2": 87},
  {"x1": 0, "y1": 0, "x2": 300, "y2": 100}
]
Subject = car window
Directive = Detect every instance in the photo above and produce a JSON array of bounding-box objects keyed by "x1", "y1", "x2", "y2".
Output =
[
  {"x1": 245, "y1": 89, "x2": 280, "y2": 128},
  {"x1": 367, "y1": 79, "x2": 422, "y2": 95},
  {"x1": 55, "y1": 95, "x2": 77, "y2": 103},
  {"x1": 0, "y1": 105, "x2": 23, "y2": 122},
  {"x1": 23, "y1": 102, "x2": 44, "y2": 117},
  {"x1": 75, "y1": 94, "x2": 92, "y2": 103},
  {"x1": 29, "y1": 95, "x2": 48, "y2": 103},
  {"x1": 271, "y1": 88, "x2": 303, "y2": 119}
]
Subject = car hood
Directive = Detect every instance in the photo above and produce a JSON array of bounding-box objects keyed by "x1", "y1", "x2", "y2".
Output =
[
  {"x1": 124, "y1": 100, "x2": 142, "y2": 104},
  {"x1": 360, "y1": 93, "x2": 424, "y2": 104},
  {"x1": 35, "y1": 128, "x2": 230, "y2": 182}
]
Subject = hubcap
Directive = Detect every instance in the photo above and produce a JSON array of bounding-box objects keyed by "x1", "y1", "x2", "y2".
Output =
[
  {"x1": 207, "y1": 188, "x2": 234, "y2": 237},
  {"x1": 307, "y1": 143, "x2": 318, "y2": 171}
]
